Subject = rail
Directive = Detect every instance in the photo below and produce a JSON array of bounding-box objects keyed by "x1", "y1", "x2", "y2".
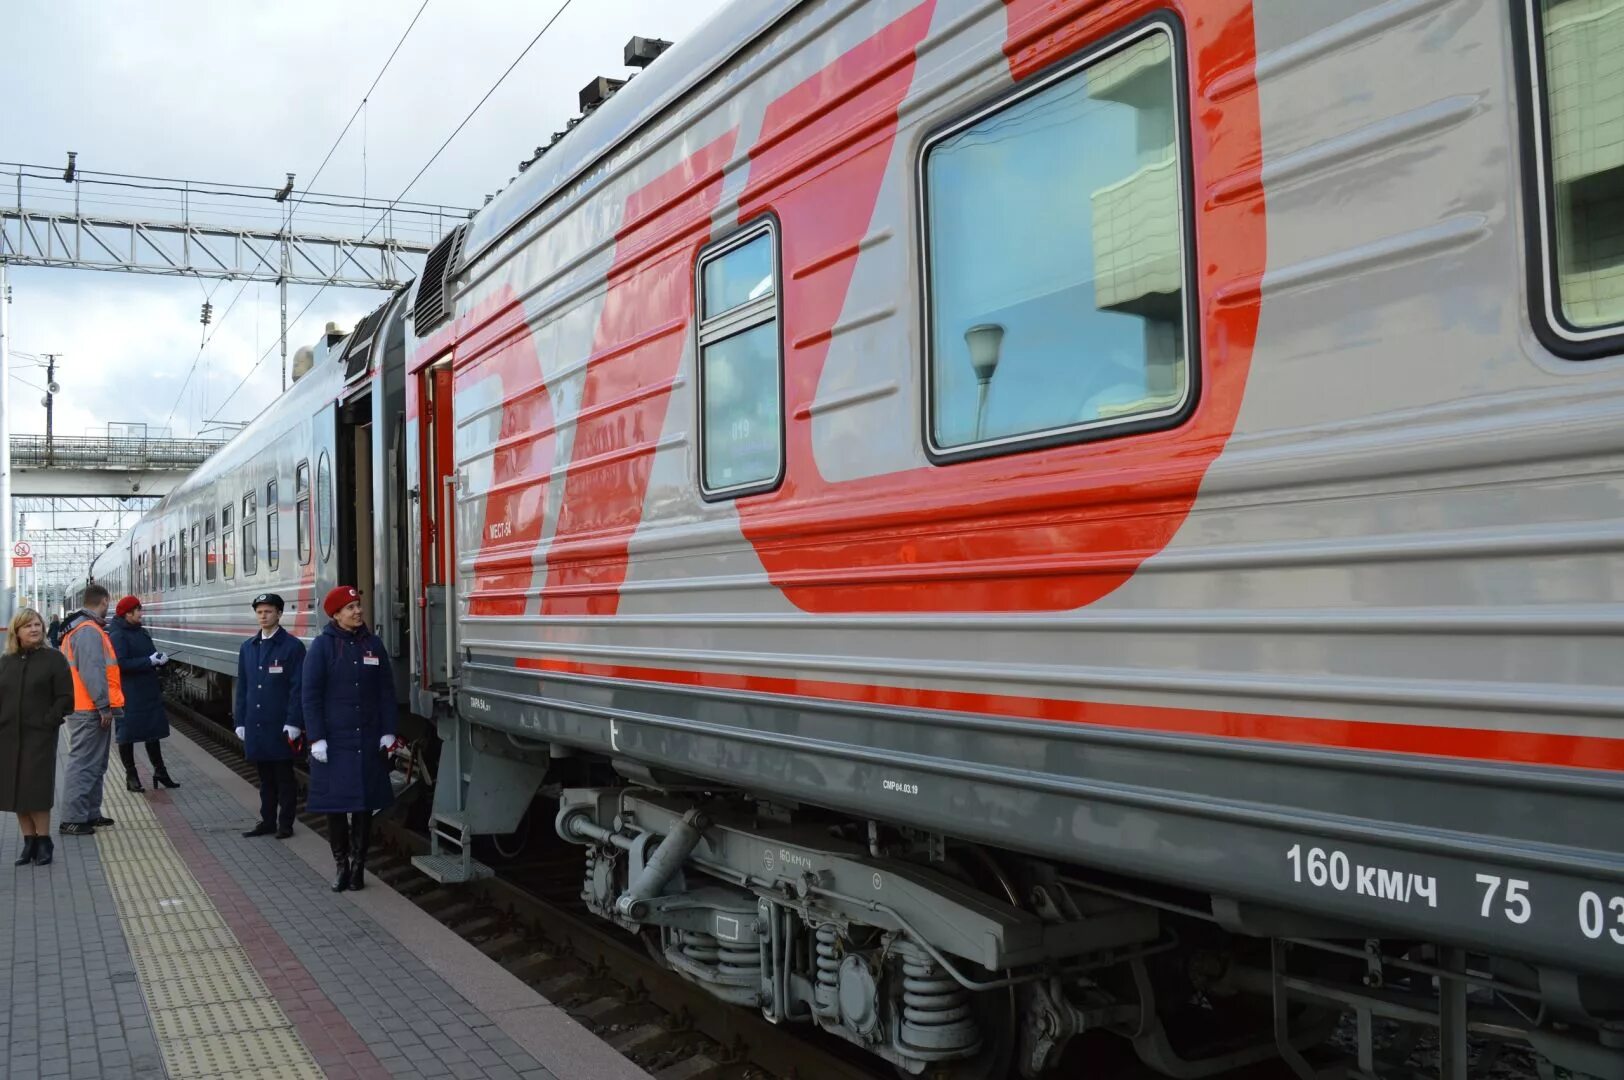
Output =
[{"x1": 10, "y1": 433, "x2": 227, "y2": 469}]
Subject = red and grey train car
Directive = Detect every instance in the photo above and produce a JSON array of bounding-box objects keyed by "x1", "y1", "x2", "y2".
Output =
[{"x1": 94, "y1": 0, "x2": 1624, "y2": 1075}]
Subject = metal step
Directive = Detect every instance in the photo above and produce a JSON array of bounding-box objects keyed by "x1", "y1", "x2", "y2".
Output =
[{"x1": 411, "y1": 853, "x2": 493, "y2": 884}]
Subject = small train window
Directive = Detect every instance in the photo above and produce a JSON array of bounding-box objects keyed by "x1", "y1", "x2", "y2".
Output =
[
  {"x1": 221, "y1": 505, "x2": 235, "y2": 580},
  {"x1": 1523, "y1": 0, "x2": 1624, "y2": 354},
  {"x1": 695, "y1": 224, "x2": 783, "y2": 498},
  {"x1": 316, "y1": 452, "x2": 333, "y2": 562},
  {"x1": 205, "y1": 515, "x2": 217, "y2": 583},
  {"x1": 921, "y1": 24, "x2": 1193, "y2": 459},
  {"x1": 243, "y1": 492, "x2": 258, "y2": 576},
  {"x1": 295, "y1": 461, "x2": 311, "y2": 565},
  {"x1": 267, "y1": 480, "x2": 281, "y2": 572}
]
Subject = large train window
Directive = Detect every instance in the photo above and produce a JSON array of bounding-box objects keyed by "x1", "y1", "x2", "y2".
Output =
[
  {"x1": 204, "y1": 515, "x2": 217, "y2": 583},
  {"x1": 179, "y1": 529, "x2": 188, "y2": 586},
  {"x1": 191, "y1": 522, "x2": 201, "y2": 585},
  {"x1": 316, "y1": 452, "x2": 333, "y2": 562},
  {"x1": 1522, "y1": 0, "x2": 1624, "y2": 357},
  {"x1": 266, "y1": 480, "x2": 280, "y2": 572},
  {"x1": 695, "y1": 223, "x2": 783, "y2": 498},
  {"x1": 295, "y1": 461, "x2": 311, "y2": 565},
  {"x1": 920, "y1": 23, "x2": 1194, "y2": 459},
  {"x1": 242, "y1": 492, "x2": 258, "y2": 576},
  {"x1": 221, "y1": 504, "x2": 235, "y2": 580}
]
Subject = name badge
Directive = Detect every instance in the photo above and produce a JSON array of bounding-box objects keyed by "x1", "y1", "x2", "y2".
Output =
[
  {"x1": 363, "y1": 655, "x2": 380, "y2": 666},
  {"x1": 268, "y1": 665, "x2": 284, "y2": 674}
]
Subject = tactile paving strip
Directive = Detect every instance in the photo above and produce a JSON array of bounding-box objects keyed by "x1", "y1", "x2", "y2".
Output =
[
  {"x1": 149, "y1": 999, "x2": 290, "y2": 1042},
  {"x1": 94, "y1": 757, "x2": 322, "y2": 1079},
  {"x1": 162, "y1": 1026, "x2": 324, "y2": 1078}
]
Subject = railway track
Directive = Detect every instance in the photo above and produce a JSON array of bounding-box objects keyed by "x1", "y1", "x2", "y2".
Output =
[{"x1": 164, "y1": 701, "x2": 887, "y2": 1080}]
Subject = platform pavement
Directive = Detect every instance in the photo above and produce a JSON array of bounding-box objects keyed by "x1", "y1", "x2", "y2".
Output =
[{"x1": 2, "y1": 725, "x2": 656, "y2": 1080}]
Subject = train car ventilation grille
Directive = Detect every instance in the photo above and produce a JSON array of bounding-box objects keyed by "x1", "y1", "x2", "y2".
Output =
[
  {"x1": 413, "y1": 223, "x2": 468, "y2": 333},
  {"x1": 341, "y1": 304, "x2": 388, "y2": 381}
]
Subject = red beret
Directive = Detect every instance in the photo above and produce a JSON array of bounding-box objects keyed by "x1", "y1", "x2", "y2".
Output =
[
  {"x1": 115, "y1": 596, "x2": 141, "y2": 618},
  {"x1": 323, "y1": 585, "x2": 361, "y2": 618}
]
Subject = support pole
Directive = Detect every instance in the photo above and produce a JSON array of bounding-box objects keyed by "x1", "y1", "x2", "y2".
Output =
[
  {"x1": 280, "y1": 200, "x2": 291, "y2": 393},
  {"x1": 0, "y1": 259, "x2": 12, "y2": 624}
]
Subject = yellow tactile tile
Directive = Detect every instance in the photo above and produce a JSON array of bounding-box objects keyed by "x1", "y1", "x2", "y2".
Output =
[
  {"x1": 149, "y1": 999, "x2": 290, "y2": 1042},
  {"x1": 161, "y1": 1025, "x2": 317, "y2": 1077},
  {"x1": 93, "y1": 755, "x2": 323, "y2": 1079}
]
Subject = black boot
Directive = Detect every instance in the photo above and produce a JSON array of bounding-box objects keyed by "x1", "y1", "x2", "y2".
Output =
[
  {"x1": 33, "y1": 837, "x2": 53, "y2": 866},
  {"x1": 119, "y1": 744, "x2": 144, "y2": 792},
  {"x1": 328, "y1": 814, "x2": 351, "y2": 892},
  {"x1": 149, "y1": 741, "x2": 180, "y2": 789},
  {"x1": 15, "y1": 836, "x2": 38, "y2": 866},
  {"x1": 348, "y1": 813, "x2": 370, "y2": 891}
]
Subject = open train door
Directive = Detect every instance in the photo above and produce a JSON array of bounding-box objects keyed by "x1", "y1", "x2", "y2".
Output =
[{"x1": 418, "y1": 357, "x2": 457, "y2": 692}]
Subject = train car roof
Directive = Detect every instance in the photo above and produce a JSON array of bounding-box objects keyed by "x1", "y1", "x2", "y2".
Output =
[{"x1": 462, "y1": 0, "x2": 804, "y2": 266}]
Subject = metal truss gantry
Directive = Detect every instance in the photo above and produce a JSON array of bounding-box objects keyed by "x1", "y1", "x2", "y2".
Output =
[{"x1": 1, "y1": 161, "x2": 470, "y2": 289}]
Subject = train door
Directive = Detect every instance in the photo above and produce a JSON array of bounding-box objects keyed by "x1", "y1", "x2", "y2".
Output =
[
  {"x1": 337, "y1": 390, "x2": 374, "y2": 614},
  {"x1": 419, "y1": 357, "x2": 457, "y2": 689}
]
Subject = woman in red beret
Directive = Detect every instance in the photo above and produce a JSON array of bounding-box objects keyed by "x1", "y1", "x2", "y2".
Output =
[
  {"x1": 108, "y1": 596, "x2": 176, "y2": 791},
  {"x1": 301, "y1": 586, "x2": 400, "y2": 891}
]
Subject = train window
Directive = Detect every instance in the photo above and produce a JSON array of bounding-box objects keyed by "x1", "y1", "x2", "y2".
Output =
[
  {"x1": 316, "y1": 452, "x2": 333, "y2": 562},
  {"x1": 695, "y1": 224, "x2": 782, "y2": 497},
  {"x1": 205, "y1": 516, "x2": 217, "y2": 583},
  {"x1": 921, "y1": 26, "x2": 1193, "y2": 458},
  {"x1": 1524, "y1": 0, "x2": 1624, "y2": 354},
  {"x1": 295, "y1": 461, "x2": 311, "y2": 565},
  {"x1": 221, "y1": 505, "x2": 235, "y2": 580},
  {"x1": 150, "y1": 546, "x2": 158, "y2": 591},
  {"x1": 267, "y1": 480, "x2": 281, "y2": 572},
  {"x1": 242, "y1": 492, "x2": 258, "y2": 576},
  {"x1": 191, "y1": 523, "x2": 201, "y2": 585},
  {"x1": 179, "y1": 529, "x2": 188, "y2": 586}
]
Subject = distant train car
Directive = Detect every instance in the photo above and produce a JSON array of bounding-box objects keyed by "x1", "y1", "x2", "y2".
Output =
[{"x1": 96, "y1": 0, "x2": 1624, "y2": 1076}]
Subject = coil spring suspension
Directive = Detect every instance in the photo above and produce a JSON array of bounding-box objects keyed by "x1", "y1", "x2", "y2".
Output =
[
  {"x1": 895, "y1": 942, "x2": 980, "y2": 1056},
  {"x1": 814, "y1": 924, "x2": 840, "y2": 1017},
  {"x1": 680, "y1": 930, "x2": 720, "y2": 965}
]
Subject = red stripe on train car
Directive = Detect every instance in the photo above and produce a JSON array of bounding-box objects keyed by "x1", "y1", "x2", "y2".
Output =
[
  {"x1": 515, "y1": 655, "x2": 1624, "y2": 773},
  {"x1": 539, "y1": 130, "x2": 740, "y2": 615},
  {"x1": 729, "y1": 0, "x2": 1267, "y2": 614}
]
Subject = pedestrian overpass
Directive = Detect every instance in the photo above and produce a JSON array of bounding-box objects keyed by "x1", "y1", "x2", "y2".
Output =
[{"x1": 11, "y1": 433, "x2": 224, "y2": 497}]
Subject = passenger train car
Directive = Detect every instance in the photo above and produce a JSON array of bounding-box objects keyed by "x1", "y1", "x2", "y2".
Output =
[{"x1": 94, "y1": 0, "x2": 1624, "y2": 1076}]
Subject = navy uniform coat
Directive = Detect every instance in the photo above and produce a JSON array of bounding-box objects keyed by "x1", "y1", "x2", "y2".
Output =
[
  {"x1": 108, "y1": 618, "x2": 169, "y2": 745},
  {"x1": 302, "y1": 621, "x2": 397, "y2": 813},
  {"x1": 234, "y1": 628, "x2": 306, "y2": 762}
]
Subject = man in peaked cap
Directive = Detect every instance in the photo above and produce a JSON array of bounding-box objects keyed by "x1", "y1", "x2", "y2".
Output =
[{"x1": 233, "y1": 593, "x2": 306, "y2": 839}]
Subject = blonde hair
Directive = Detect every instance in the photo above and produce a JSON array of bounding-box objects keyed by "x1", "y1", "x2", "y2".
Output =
[{"x1": 6, "y1": 608, "x2": 44, "y2": 654}]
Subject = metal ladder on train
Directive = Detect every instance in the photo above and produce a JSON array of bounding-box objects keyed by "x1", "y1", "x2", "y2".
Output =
[{"x1": 411, "y1": 715, "x2": 494, "y2": 884}]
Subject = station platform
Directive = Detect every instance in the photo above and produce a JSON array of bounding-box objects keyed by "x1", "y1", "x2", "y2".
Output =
[{"x1": 1, "y1": 727, "x2": 654, "y2": 1080}]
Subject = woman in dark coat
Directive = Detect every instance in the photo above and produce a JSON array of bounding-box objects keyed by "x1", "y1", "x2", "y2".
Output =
[
  {"x1": 107, "y1": 597, "x2": 177, "y2": 792},
  {"x1": 0, "y1": 608, "x2": 75, "y2": 866},
  {"x1": 303, "y1": 586, "x2": 399, "y2": 892}
]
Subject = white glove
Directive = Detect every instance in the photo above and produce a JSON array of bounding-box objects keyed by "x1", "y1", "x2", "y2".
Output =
[
  {"x1": 234, "y1": 726, "x2": 246, "y2": 740},
  {"x1": 149, "y1": 652, "x2": 164, "y2": 666},
  {"x1": 379, "y1": 734, "x2": 396, "y2": 751},
  {"x1": 283, "y1": 726, "x2": 302, "y2": 741},
  {"x1": 310, "y1": 739, "x2": 329, "y2": 763},
  {"x1": 156, "y1": 652, "x2": 168, "y2": 666}
]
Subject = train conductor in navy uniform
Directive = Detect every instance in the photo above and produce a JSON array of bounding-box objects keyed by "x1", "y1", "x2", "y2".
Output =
[
  {"x1": 234, "y1": 593, "x2": 306, "y2": 839},
  {"x1": 303, "y1": 585, "x2": 400, "y2": 892}
]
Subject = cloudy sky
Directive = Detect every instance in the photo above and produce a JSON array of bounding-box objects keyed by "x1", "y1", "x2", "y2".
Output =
[{"x1": 2, "y1": 0, "x2": 730, "y2": 442}]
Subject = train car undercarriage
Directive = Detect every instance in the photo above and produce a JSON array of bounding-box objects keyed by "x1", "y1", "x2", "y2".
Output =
[{"x1": 551, "y1": 785, "x2": 1624, "y2": 1080}]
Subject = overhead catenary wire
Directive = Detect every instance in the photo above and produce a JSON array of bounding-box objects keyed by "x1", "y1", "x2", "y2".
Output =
[
  {"x1": 290, "y1": 0, "x2": 431, "y2": 214},
  {"x1": 208, "y1": 0, "x2": 579, "y2": 424}
]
